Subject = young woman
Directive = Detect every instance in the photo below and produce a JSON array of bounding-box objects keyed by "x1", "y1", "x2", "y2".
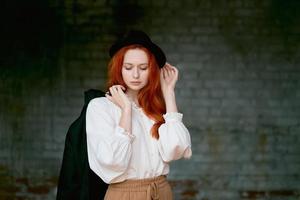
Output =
[{"x1": 86, "y1": 30, "x2": 192, "y2": 200}]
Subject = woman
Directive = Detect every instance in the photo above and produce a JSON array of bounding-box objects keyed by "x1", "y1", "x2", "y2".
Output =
[{"x1": 86, "y1": 30, "x2": 192, "y2": 200}]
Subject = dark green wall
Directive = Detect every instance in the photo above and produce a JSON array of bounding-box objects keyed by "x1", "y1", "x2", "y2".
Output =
[{"x1": 1, "y1": 0, "x2": 300, "y2": 199}]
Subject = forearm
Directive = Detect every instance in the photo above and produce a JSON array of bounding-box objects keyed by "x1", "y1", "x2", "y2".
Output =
[
  {"x1": 119, "y1": 107, "x2": 132, "y2": 134},
  {"x1": 164, "y1": 90, "x2": 178, "y2": 113},
  {"x1": 157, "y1": 112, "x2": 192, "y2": 162}
]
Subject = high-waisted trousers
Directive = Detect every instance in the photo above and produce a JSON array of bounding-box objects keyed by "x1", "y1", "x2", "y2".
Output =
[{"x1": 104, "y1": 175, "x2": 173, "y2": 200}]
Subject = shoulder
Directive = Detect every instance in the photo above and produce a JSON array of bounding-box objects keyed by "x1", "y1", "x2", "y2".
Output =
[
  {"x1": 87, "y1": 97, "x2": 117, "y2": 113},
  {"x1": 88, "y1": 97, "x2": 109, "y2": 107}
]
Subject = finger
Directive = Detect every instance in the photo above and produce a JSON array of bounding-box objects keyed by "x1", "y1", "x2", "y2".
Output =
[
  {"x1": 119, "y1": 85, "x2": 125, "y2": 91},
  {"x1": 113, "y1": 85, "x2": 121, "y2": 91},
  {"x1": 109, "y1": 86, "x2": 117, "y2": 96},
  {"x1": 120, "y1": 85, "x2": 126, "y2": 91},
  {"x1": 174, "y1": 67, "x2": 178, "y2": 75},
  {"x1": 105, "y1": 92, "x2": 110, "y2": 98},
  {"x1": 162, "y1": 67, "x2": 166, "y2": 79},
  {"x1": 164, "y1": 67, "x2": 170, "y2": 78},
  {"x1": 171, "y1": 67, "x2": 177, "y2": 75},
  {"x1": 106, "y1": 93, "x2": 117, "y2": 105},
  {"x1": 160, "y1": 68, "x2": 164, "y2": 80},
  {"x1": 167, "y1": 65, "x2": 176, "y2": 75},
  {"x1": 167, "y1": 65, "x2": 174, "y2": 73},
  {"x1": 165, "y1": 66, "x2": 171, "y2": 77},
  {"x1": 166, "y1": 64, "x2": 174, "y2": 71},
  {"x1": 173, "y1": 67, "x2": 179, "y2": 80},
  {"x1": 116, "y1": 85, "x2": 125, "y2": 94},
  {"x1": 105, "y1": 93, "x2": 113, "y2": 101}
]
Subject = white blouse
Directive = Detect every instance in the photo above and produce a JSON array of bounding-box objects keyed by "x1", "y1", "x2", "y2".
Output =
[{"x1": 86, "y1": 97, "x2": 192, "y2": 184}]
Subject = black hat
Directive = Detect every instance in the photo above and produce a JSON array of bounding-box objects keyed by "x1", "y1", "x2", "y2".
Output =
[{"x1": 109, "y1": 30, "x2": 166, "y2": 68}]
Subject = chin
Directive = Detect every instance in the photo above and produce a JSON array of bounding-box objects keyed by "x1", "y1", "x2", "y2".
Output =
[
  {"x1": 128, "y1": 85, "x2": 146, "y2": 91},
  {"x1": 129, "y1": 87, "x2": 142, "y2": 91}
]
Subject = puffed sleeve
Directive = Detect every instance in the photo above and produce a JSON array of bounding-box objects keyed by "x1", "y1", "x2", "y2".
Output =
[
  {"x1": 86, "y1": 98, "x2": 134, "y2": 184},
  {"x1": 157, "y1": 112, "x2": 192, "y2": 162}
]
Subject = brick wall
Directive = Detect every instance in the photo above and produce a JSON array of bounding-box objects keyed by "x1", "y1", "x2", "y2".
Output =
[{"x1": 1, "y1": 0, "x2": 300, "y2": 199}]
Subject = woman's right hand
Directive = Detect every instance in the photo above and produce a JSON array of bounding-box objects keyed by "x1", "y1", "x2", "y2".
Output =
[{"x1": 105, "y1": 85, "x2": 131, "y2": 110}]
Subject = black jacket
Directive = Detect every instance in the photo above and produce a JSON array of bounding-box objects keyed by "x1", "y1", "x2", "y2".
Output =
[{"x1": 56, "y1": 89, "x2": 108, "y2": 200}]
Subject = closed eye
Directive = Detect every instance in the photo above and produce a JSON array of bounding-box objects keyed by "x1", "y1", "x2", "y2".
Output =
[
  {"x1": 123, "y1": 65, "x2": 132, "y2": 70},
  {"x1": 140, "y1": 65, "x2": 148, "y2": 70}
]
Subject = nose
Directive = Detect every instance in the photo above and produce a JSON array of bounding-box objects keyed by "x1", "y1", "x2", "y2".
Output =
[{"x1": 133, "y1": 67, "x2": 140, "y2": 78}]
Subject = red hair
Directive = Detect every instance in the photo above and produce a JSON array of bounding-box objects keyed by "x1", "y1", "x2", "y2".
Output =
[{"x1": 106, "y1": 44, "x2": 166, "y2": 139}]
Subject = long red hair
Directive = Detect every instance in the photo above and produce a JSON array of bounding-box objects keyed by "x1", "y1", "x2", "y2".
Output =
[{"x1": 106, "y1": 44, "x2": 166, "y2": 139}]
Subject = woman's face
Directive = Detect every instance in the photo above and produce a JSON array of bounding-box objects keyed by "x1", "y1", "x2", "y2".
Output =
[{"x1": 122, "y1": 48, "x2": 149, "y2": 92}]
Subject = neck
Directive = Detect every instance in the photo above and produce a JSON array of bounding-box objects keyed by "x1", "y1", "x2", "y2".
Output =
[{"x1": 125, "y1": 89, "x2": 139, "y2": 104}]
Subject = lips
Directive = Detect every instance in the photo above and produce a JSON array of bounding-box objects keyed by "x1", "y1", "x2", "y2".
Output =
[{"x1": 130, "y1": 81, "x2": 141, "y2": 84}]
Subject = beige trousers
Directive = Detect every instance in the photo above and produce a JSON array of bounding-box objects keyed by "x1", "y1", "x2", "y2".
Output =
[{"x1": 104, "y1": 175, "x2": 173, "y2": 200}]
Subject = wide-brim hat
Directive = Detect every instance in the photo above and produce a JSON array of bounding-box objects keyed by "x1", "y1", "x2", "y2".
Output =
[{"x1": 109, "y1": 30, "x2": 166, "y2": 68}]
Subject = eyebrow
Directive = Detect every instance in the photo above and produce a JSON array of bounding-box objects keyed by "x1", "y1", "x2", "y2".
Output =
[{"x1": 124, "y1": 63, "x2": 148, "y2": 66}]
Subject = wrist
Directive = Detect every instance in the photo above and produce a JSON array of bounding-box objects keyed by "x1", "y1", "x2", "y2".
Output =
[
  {"x1": 122, "y1": 106, "x2": 132, "y2": 113},
  {"x1": 162, "y1": 86, "x2": 175, "y2": 93},
  {"x1": 163, "y1": 90, "x2": 175, "y2": 99}
]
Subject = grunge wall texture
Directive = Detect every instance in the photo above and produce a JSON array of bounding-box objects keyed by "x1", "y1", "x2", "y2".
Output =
[{"x1": 0, "y1": 0, "x2": 300, "y2": 199}]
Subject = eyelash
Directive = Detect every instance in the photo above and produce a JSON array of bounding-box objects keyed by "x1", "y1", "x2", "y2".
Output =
[{"x1": 124, "y1": 67, "x2": 148, "y2": 70}]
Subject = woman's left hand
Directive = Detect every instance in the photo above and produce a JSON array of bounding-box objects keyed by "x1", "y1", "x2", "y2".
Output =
[{"x1": 160, "y1": 63, "x2": 178, "y2": 94}]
